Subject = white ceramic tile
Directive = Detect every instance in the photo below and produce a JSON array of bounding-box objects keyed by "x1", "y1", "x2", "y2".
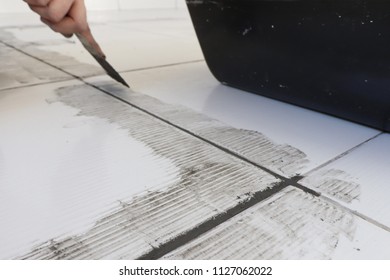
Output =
[
  {"x1": 0, "y1": 0, "x2": 179, "y2": 13},
  {"x1": 97, "y1": 62, "x2": 379, "y2": 176},
  {"x1": 300, "y1": 134, "x2": 390, "y2": 228},
  {"x1": 85, "y1": 0, "x2": 120, "y2": 11},
  {"x1": 119, "y1": 0, "x2": 176, "y2": 10},
  {"x1": 0, "y1": 80, "x2": 176, "y2": 258},
  {"x1": 2, "y1": 20, "x2": 203, "y2": 76},
  {"x1": 0, "y1": 9, "x2": 189, "y2": 28},
  {"x1": 0, "y1": 1, "x2": 29, "y2": 14},
  {"x1": 177, "y1": 0, "x2": 188, "y2": 9},
  {"x1": 0, "y1": 80, "x2": 279, "y2": 259},
  {"x1": 0, "y1": 0, "x2": 120, "y2": 13},
  {"x1": 111, "y1": 15, "x2": 197, "y2": 39},
  {"x1": 88, "y1": 9, "x2": 190, "y2": 24},
  {"x1": 0, "y1": 42, "x2": 71, "y2": 90},
  {"x1": 0, "y1": 13, "x2": 40, "y2": 28},
  {"x1": 2, "y1": 8, "x2": 387, "y2": 261},
  {"x1": 164, "y1": 187, "x2": 390, "y2": 260}
]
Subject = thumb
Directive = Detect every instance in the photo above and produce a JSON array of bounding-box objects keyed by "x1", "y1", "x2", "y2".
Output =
[
  {"x1": 41, "y1": 0, "x2": 106, "y2": 59},
  {"x1": 41, "y1": 17, "x2": 105, "y2": 59}
]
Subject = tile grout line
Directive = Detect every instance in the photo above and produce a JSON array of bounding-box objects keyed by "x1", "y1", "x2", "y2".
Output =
[
  {"x1": 3, "y1": 38, "x2": 390, "y2": 256},
  {"x1": 320, "y1": 195, "x2": 390, "y2": 233},
  {"x1": 2, "y1": 39, "x2": 315, "y2": 258},
  {"x1": 302, "y1": 132, "x2": 384, "y2": 177},
  {"x1": 119, "y1": 59, "x2": 205, "y2": 74},
  {"x1": 0, "y1": 78, "x2": 75, "y2": 93},
  {"x1": 1, "y1": 40, "x2": 87, "y2": 81},
  {"x1": 93, "y1": 84, "x2": 390, "y2": 254},
  {"x1": 2, "y1": 38, "x2": 320, "y2": 187},
  {"x1": 0, "y1": 16, "x2": 191, "y2": 30},
  {"x1": 77, "y1": 71, "x2": 390, "y2": 250},
  {"x1": 297, "y1": 131, "x2": 390, "y2": 233},
  {"x1": 92, "y1": 83, "x2": 300, "y2": 183},
  {"x1": 0, "y1": 39, "x2": 205, "y2": 86},
  {"x1": 2, "y1": 39, "x2": 295, "y2": 182},
  {"x1": 137, "y1": 178, "x2": 297, "y2": 260}
]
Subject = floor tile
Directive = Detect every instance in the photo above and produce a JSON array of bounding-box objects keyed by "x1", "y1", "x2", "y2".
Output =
[
  {"x1": 0, "y1": 81, "x2": 278, "y2": 259},
  {"x1": 118, "y1": 0, "x2": 176, "y2": 10},
  {"x1": 110, "y1": 14, "x2": 199, "y2": 39},
  {"x1": 1, "y1": 8, "x2": 388, "y2": 261},
  {"x1": 0, "y1": 12, "x2": 39, "y2": 28},
  {"x1": 164, "y1": 186, "x2": 390, "y2": 260},
  {"x1": 1, "y1": 18, "x2": 203, "y2": 77},
  {"x1": 300, "y1": 134, "x2": 390, "y2": 228},
  {"x1": 0, "y1": 42, "x2": 71, "y2": 90},
  {"x1": 86, "y1": 61, "x2": 379, "y2": 177},
  {"x1": 87, "y1": 9, "x2": 191, "y2": 24}
]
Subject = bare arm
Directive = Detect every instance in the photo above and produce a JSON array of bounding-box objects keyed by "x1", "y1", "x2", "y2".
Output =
[{"x1": 24, "y1": 0, "x2": 105, "y2": 57}]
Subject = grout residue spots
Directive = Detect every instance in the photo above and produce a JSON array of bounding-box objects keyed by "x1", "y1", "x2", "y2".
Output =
[{"x1": 300, "y1": 169, "x2": 361, "y2": 203}]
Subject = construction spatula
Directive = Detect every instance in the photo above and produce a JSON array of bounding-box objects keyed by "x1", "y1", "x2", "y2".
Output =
[{"x1": 76, "y1": 33, "x2": 130, "y2": 88}]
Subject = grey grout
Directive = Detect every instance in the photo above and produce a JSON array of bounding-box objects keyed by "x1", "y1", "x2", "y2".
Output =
[
  {"x1": 0, "y1": 78, "x2": 74, "y2": 93},
  {"x1": 320, "y1": 195, "x2": 390, "y2": 233},
  {"x1": 90, "y1": 82, "x2": 299, "y2": 183},
  {"x1": 2, "y1": 37, "x2": 390, "y2": 259},
  {"x1": 118, "y1": 59, "x2": 205, "y2": 74},
  {"x1": 137, "y1": 179, "x2": 296, "y2": 260},
  {"x1": 1, "y1": 38, "x2": 204, "y2": 89},
  {"x1": 95, "y1": 84, "x2": 390, "y2": 241},
  {"x1": 302, "y1": 132, "x2": 384, "y2": 177}
]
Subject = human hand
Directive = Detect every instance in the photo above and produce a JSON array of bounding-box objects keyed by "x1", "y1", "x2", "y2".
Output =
[{"x1": 24, "y1": 0, "x2": 105, "y2": 58}]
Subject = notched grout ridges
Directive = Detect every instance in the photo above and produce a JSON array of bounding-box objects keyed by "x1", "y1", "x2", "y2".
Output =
[{"x1": 137, "y1": 179, "x2": 299, "y2": 260}]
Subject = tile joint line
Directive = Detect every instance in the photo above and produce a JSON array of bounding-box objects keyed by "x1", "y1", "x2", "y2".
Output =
[
  {"x1": 96, "y1": 86, "x2": 390, "y2": 247},
  {"x1": 0, "y1": 40, "x2": 204, "y2": 85},
  {"x1": 303, "y1": 132, "x2": 384, "y2": 177},
  {"x1": 4, "y1": 39, "x2": 389, "y2": 256},
  {"x1": 137, "y1": 178, "x2": 297, "y2": 260}
]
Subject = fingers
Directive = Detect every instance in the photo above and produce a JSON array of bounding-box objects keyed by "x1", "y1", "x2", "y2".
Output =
[
  {"x1": 41, "y1": 16, "x2": 78, "y2": 35},
  {"x1": 25, "y1": 0, "x2": 86, "y2": 34},
  {"x1": 23, "y1": 0, "x2": 50, "y2": 6},
  {"x1": 25, "y1": 0, "x2": 106, "y2": 58},
  {"x1": 29, "y1": 0, "x2": 74, "y2": 24}
]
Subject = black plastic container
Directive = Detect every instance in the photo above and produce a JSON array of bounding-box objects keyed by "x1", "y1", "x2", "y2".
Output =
[{"x1": 186, "y1": 0, "x2": 390, "y2": 132}]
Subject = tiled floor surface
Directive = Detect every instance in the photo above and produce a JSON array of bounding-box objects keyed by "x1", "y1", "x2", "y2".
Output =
[{"x1": 0, "y1": 9, "x2": 389, "y2": 259}]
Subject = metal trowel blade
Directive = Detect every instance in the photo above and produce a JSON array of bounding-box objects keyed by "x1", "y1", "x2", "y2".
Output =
[{"x1": 76, "y1": 33, "x2": 130, "y2": 88}]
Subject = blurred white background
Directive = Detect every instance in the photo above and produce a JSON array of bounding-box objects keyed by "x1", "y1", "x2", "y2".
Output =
[{"x1": 0, "y1": 0, "x2": 186, "y2": 13}]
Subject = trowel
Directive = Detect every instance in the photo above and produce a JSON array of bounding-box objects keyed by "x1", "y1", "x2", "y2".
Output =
[
  {"x1": 186, "y1": 0, "x2": 390, "y2": 131},
  {"x1": 76, "y1": 33, "x2": 129, "y2": 88}
]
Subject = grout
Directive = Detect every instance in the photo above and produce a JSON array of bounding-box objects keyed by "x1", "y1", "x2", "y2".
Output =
[
  {"x1": 0, "y1": 17, "x2": 190, "y2": 30},
  {"x1": 119, "y1": 59, "x2": 205, "y2": 74},
  {"x1": 137, "y1": 179, "x2": 296, "y2": 260},
  {"x1": 95, "y1": 85, "x2": 390, "y2": 255},
  {"x1": 83, "y1": 74, "x2": 390, "y2": 256},
  {"x1": 0, "y1": 78, "x2": 75, "y2": 93},
  {"x1": 1, "y1": 39, "x2": 204, "y2": 85},
  {"x1": 90, "y1": 82, "x2": 295, "y2": 183},
  {"x1": 1, "y1": 39, "x2": 314, "y2": 258},
  {"x1": 297, "y1": 132, "x2": 390, "y2": 234},
  {"x1": 320, "y1": 195, "x2": 390, "y2": 233},
  {"x1": 302, "y1": 132, "x2": 384, "y2": 177},
  {"x1": 0, "y1": 24, "x2": 46, "y2": 30},
  {"x1": 1, "y1": 40, "x2": 287, "y2": 183},
  {"x1": 1, "y1": 40, "x2": 85, "y2": 80},
  {"x1": 1, "y1": 40, "x2": 204, "y2": 89},
  {"x1": 3, "y1": 36, "x2": 390, "y2": 257}
]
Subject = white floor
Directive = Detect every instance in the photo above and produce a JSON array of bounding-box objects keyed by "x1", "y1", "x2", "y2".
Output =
[{"x1": 0, "y1": 9, "x2": 389, "y2": 260}]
